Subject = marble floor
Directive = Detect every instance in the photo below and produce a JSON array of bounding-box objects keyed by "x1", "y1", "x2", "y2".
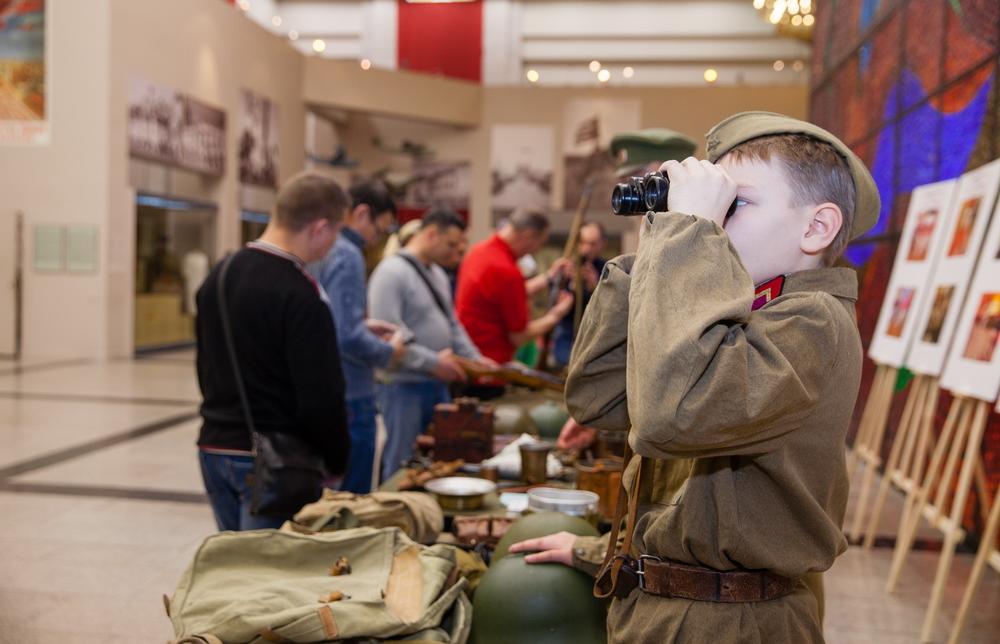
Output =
[{"x1": 0, "y1": 350, "x2": 996, "y2": 643}]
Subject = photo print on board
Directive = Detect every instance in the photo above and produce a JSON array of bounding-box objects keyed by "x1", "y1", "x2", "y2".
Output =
[
  {"x1": 922, "y1": 285, "x2": 955, "y2": 344},
  {"x1": 490, "y1": 125, "x2": 554, "y2": 223},
  {"x1": 946, "y1": 197, "x2": 981, "y2": 257},
  {"x1": 962, "y1": 292, "x2": 1000, "y2": 362},
  {"x1": 907, "y1": 209, "x2": 938, "y2": 261},
  {"x1": 887, "y1": 287, "x2": 916, "y2": 337},
  {"x1": 238, "y1": 89, "x2": 280, "y2": 188}
]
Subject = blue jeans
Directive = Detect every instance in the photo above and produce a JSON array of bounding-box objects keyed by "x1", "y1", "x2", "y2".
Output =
[
  {"x1": 340, "y1": 395, "x2": 378, "y2": 494},
  {"x1": 198, "y1": 451, "x2": 287, "y2": 531},
  {"x1": 378, "y1": 381, "x2": 450, "y2": 481}
]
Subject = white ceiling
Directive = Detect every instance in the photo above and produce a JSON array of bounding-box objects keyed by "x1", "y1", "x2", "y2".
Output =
[{"x1": 241, "y1": 0, "x2": 810, "y2": 86}]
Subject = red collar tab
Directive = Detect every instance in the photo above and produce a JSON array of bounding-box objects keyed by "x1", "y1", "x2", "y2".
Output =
[{"x1": 752, "y1": 275, "x2": 785, "y2": 311}]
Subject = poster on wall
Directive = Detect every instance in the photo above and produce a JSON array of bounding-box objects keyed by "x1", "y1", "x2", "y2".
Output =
[
  {"x1": 940, "y1": 195, "x2": 1000, "y2": 402},
  {"x1": 562, "y1": 98, "x2": 641, "y2": 213},
  {"x1": 868, "y1": 179, "x2": 958, "y2": 367},
  {"x1": 908, "y1": 158, "x2": 1000, "y2": 377},
  {"x1": 490, "y1": 125, "x2": 554, "y2": 220},
  {"x1": 238, "y1": 89, "x2": 279, "y2": 188},
  {"x1": 399, "y1": 159, "x2": 471, "y2": 221},
  {"x1": 127, "y1": 77, "x2": 226, "y2": 176},
  {"x1": 0, "y1": 0, "x2": 48, "y2": 145}
]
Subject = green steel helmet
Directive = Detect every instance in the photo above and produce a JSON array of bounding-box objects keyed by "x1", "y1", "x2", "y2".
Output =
[
  {"x1": 493, "y1": 404, "x2": 535, "y2": 435},
  {"x1": 471, "y1": 554, "x2": 607, "y2": 644},
  {"x1": 611, "y1": 128, "x2": 697, "y2": 176},
  {"x1": 492, "y1": 511, "x2": 598, "y2": 563},
  {"x1": 528, "y1": 401, "x2": 570, "y2": 439}
]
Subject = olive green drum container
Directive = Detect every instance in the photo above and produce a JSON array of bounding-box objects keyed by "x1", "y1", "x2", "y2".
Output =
[
  {"x1": 491, "y1": 511, "x2": 598, "y2": 562},
  {"x1": 471, "y1": 554, "x2": 607, "y2": 644}
]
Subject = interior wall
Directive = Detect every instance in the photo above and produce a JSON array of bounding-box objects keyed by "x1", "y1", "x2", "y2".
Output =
[
  {"x1": 336, "y1": 84, "x2": 809, "y2": 245},
  {"x1": 106, "y1": 0, "x2": 307, "y2": 357},
  {"x1": 0, "y1": 0, "x2": 112, "y2": 359}
]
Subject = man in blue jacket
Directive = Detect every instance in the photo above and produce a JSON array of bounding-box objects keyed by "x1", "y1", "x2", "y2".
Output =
[{"x1": 312, "y1": 179, "x2": 406, "y2": 493}]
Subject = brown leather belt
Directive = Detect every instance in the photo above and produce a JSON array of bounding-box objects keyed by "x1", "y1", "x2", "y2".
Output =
[{"x1": 609, "y1": 555, "x2": 798, "y2": 603}]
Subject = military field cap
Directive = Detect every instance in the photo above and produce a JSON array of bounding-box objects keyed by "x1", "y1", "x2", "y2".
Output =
[
  {"x1": 611, "y1": 128, "x2": 696, "y2": 175},
  {"x1": 705, "y1": 111, "x2": 880, "y2": 240}
]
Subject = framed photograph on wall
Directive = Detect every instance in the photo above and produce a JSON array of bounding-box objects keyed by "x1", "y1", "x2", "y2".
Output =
[{"x1": 0, "y1": 0, "x2": 48, "y2": 145}]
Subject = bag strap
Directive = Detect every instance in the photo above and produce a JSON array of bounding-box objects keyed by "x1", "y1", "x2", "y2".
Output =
[
  {"x1": 397, "y1": 253, "x2": 452, "y2": 322},
  {"x1": 215, "y1": 253, "x2": 259, "y2": 445},
  {"x1": 594, "y1": 438, "x2": 643, "y2": 599}
]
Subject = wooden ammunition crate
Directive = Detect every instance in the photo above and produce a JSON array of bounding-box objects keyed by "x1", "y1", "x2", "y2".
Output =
[{"x1": 431, "y1": 398, "x2": 495, "y2": 463}]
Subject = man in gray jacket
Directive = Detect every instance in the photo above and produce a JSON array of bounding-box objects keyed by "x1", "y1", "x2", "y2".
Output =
[{"x1": 368, "y1": 207, "x2": 491, "y2": 479}]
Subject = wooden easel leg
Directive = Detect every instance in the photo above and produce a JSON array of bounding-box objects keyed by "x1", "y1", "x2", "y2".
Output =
[
  {"x1": 898, "y1": 379, "x2": 939, "y2": 532},
  {"x1": 920, "y1": 400, "x2": 990, "y2": 642},
  {"x1": 947, "y1": 488, "x2": 1000, "y2": 644},
  {"x1": 849, "y1": 367, "x2": 899, "y2": 542},
  {"x1": 861, "y1": 374, "x2": 924, "y2": 547},
  {"x1": 849, "y1": 365, "x2": 887, "y2": 479},
  {"x1": 974, "y1": 456, "x2": 991, "y2": 525},
  {"x1": 886, "y1": 396, "x2": 967, "y2": 593}
]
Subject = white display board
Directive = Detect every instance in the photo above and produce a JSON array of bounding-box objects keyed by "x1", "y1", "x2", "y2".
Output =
[
  {"x1": 940, "y1": 195, "x2": 1000, "y2": 402},
  {"x1": 868, "y1": 179, "x2": 958, "y2": 367},
  {"x1": 908, "y1": 159, "x2": 1000, "y2": 376}
]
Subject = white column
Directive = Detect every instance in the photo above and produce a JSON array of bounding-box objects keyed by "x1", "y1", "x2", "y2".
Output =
[
  {"x1": 482, "y1": 0, "x2": 522, "y2": 85},
  {"x1": 361, "y1": 0, "x2": 398, "y2": 70}
]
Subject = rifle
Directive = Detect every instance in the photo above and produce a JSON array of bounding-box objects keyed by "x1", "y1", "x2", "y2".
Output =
[
  {"x1": 453, "y1": 355, "x2": 565, "y2": 393},
  {"x1": 536, "y1": 177, "x2": 593, "y2": 371}
]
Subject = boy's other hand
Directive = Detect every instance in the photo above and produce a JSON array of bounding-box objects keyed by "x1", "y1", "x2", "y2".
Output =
[
  {"x1": 660, "y1": 157, "x2": 737, "y2": 227},
  {"x1": 507, "y1": 531, "x2": 577, "y2": 566}
]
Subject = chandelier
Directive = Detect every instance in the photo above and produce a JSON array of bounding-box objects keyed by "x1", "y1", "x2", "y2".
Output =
[{"x1": 753, "y1": 0, "x2": 815, "y2": 40}]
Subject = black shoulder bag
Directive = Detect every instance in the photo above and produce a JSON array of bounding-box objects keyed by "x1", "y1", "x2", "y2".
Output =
[{"x1": 216, "y1": 254, "x2": 324, "y2": 518}]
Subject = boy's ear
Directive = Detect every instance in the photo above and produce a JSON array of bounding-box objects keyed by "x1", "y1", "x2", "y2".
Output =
[{"x1": 801, "y1": 203, "x2": 843, "y2": 256}]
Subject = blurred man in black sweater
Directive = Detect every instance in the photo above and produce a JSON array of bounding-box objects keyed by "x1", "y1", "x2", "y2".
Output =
[{"x1": 195, "y1": 172, "x2": 350, "y2": 531}]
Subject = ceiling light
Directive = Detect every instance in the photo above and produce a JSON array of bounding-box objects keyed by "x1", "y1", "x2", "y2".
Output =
[
  {"x1": 773, "y1": 60, "x2": 785, "y2": 71},
  {"x1": 803, "y1": 14, "x2": 815, "y2": 26},
  {"x1": 589, "y1": 60, "x2": 602, "y2": 73},
  {"x1": 288, "y1": 30, "x2": 299, "y2": 41},
  {"x1": 704, "y1": 68, "x2": 718, "y2": 83},
  {"x1": 312, "y1": 39, "x2": 326, "y2": 54},
  {"x1": 360, "y1": 59, "x2": 373, "y2": 70},
  {"x1": 753, "y1": 0, "x2": 765, "y2": 8},
  {"x1": 237, "y1": 0, "x2": 250, "y2": 11},
  {"x1": 792, "y1": 60, "x2": 805, "y2": 72},
  {"x1": 271, "y1": 16, "x2": 282, "y2": 27},
  {"x1": 526, "y1": 69, "x2": 540, "y2": 83},
  {"x1": 597, "y1": 69, "x2": 611, "y2": 82},
  {"x1": 622, "y1": 66, "x2": 635, "y2": 79},
  {"x1": 791, "y1": 14, "x2": 803, "y2": 25}
]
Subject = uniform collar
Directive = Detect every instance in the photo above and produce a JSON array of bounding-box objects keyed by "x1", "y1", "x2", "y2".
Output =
[
  {"x1": 341, "y1": 227, "x2": 366, "y2": 250},
  {"x1": 753, "y1": 267, "x2": 857, "y2": 311}
]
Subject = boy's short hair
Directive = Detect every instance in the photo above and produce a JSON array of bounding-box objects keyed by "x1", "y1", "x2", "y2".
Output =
[
  {"x1": 274, "y1": 172, "x2": 349, "y2": 232},
  {"x1": 422, "y1": 206, "x2": 467, "y2": 232},
  {"x1": 349, "y1": 178, "x2": 397, "y2": 218},
  {"x1": 508, "y1": 208, "x2": 551, "y2": 234},
  {"x1": 722, "y1": 134, "x2": 857, "y2": 264}
]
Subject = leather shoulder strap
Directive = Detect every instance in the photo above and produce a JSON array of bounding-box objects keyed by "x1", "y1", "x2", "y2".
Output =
[
  {"x1": 594, "y1": 437, "x2": 642, "y2": 599},
  {"x1": 397, "y1": 253, "x2": 451, "y2": 321}
]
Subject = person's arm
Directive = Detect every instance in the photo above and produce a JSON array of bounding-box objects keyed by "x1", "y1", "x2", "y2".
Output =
[
  {"x1": 284, "y1": 292, "x2": 350, "y2": 475},
  {"x1": 626, "y1": 212, "x2": 842, "y2": 459},
  {"x1": 508, "y1": 295, "x2": 572, "y2": 348},
  {"x1": 564, "y1": 254, "x2": 634, "y2": 433},
  {"x1": 368, "y1": 260, "x2": 442, "y2": 374},
  {"x1": 524, "y1": 257, "x2": 574, "y2": 297},
  {"x1": 319, "y1": 250, "x2": 396, "y2": 369}
]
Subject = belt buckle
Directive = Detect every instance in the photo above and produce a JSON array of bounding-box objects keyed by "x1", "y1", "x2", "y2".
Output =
[{"x1": 636, "y1": 555, "x2": 662, "y2": 592}]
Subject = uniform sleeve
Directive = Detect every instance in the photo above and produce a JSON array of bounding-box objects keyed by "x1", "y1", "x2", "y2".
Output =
[
  {"x1": 368, "y1": 261, "x2": 439, "y2": 374},
  {"x1": 626, "y1": 212, "x2": 842, "y2": 459},
  {"x1": 571, "y1": 533, "x2": 613, "y2": 577},
  {"x1": 284, "y1": 292, "x2": 350, "y2": 475},
  {"x1": 564, "y1": 254, "x2": 635, "y2": 432},
  {"x1": 319, "y1": 251, "x2": 394, "y2": 369}
]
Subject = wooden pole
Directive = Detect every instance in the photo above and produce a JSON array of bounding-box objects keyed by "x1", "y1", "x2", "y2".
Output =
[
  {"x1": 920, "y1": 399, "x2": 990, "y2": 642},
  {"x1": 861, "y1": 374, "x2": 927, "y2": 549},
  {"x1": 886, "y1": 396, "x2": 967, "y2": 592},
  {"x1": 848, "y1": 366, "x2": 898, "y2": 541},
  {"x1": 849, "y1": 364, "x2": 887, "y2": 477},
  {"x1": 947, "y1": 486, "x2": 1000, "y2": 644},
  {"x1": 897, "y1": 377, "x2": 939, "y2": 532}
]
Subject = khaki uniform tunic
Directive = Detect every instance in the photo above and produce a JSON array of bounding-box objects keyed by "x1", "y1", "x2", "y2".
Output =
[{"x1": 565, "y1": 213, "x2": 862, "y2": 643}]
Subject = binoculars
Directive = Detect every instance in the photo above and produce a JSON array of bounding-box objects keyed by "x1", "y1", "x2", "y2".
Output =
[{"x1": 611, "y1": 171, "x2": 738, "y2": 220}]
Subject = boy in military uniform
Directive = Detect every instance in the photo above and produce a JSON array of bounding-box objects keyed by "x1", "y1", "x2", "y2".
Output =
[{"x1": 510, "y1": 112, "x2": 879, "y2": 643}]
